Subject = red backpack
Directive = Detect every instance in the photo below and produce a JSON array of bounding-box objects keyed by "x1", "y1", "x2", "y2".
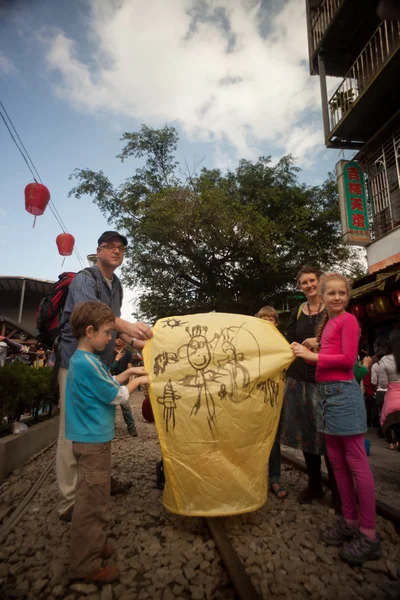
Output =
[{"x1": 35, "y1": 268, "x2": 100, "y2": 348}]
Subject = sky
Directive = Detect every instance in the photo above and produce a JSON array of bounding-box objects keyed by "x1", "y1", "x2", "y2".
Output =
[{"x1": 0, "y1": 0, "x2": 352, "y2": 320}]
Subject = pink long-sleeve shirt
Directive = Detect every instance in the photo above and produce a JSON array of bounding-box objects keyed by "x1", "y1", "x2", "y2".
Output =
[{"x1": 316, "y1": 312, "x2": 359, "y2": 382}]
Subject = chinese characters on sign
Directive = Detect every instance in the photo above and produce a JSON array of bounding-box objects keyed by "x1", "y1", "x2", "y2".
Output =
[{"x1": 336, "y1": 160, "x2": 370, "y2": 246}]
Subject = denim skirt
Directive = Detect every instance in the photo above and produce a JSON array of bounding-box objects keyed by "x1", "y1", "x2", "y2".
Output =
[{"x1": 317, "y1": 379, "x2": 367, "y2": 436}]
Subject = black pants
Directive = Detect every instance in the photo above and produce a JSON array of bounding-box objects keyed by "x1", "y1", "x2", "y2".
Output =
[
  {"x1": 386, "y1": 424, "x2": 400, "y2": 445},
  {"x1": 304, "y1": 451, "x2": 341, "y2": 507}
]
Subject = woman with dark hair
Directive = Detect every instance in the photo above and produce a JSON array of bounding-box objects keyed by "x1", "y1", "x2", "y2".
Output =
[
  {"x1": 280, "y1": 266, "x2": 340, "y2": 507},
  {"x1": 379, "y1": 330, "x2": 400, "y2": 449}
]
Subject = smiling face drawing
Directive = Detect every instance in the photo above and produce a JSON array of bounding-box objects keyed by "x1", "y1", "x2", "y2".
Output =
[{"x1": 187, "y1": 335, "x2": 211, "y2": 371}]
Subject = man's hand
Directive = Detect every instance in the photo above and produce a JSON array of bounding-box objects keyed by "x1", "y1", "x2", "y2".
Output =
[{"x1": 116, "y1": 318, "x2": 153, "y2": 348}]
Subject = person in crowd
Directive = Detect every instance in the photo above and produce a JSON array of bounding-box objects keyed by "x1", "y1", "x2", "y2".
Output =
[
  {"x1": 0, "y1": 341, "x2": 7, "y2": 367},
  {"x1": 56, "y1": 231, "x2": 153, "y2": 522},
  {"x1": 363, "y1": 354, "x2": 375, "y2": 428},
  {"x1": 371, "y1": 337, "x2": 389, "y2": 437},
  {"x1": 280, "y1": 266, "x2": 340, "y2": 508},
  {"x1": 110, "y1": 338, "x2": 138, "y2": 437},
  {"x1": 292, "y1": 273, "x2": 380, "y2": 565},
  {"x1": 379, "y1": 329, "x2": 400, "y2": 450},
  {"x1": 66, "y1": 301, "x2": 149, "y2": 583},
  {"x1": 255, "y1": 305, "x2": 288, "y2": 500}
]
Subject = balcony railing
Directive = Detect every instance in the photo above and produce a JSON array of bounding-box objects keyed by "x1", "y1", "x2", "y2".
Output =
[
  {"x1": 366, "y1": 127, "x2": 400, "y2": 241},
  {"x1": 328, "y1": 20, "x2": 400, "y2": 133},
  {"x1": 310, "y1": 0, "x2": 344, "y2": 56}
]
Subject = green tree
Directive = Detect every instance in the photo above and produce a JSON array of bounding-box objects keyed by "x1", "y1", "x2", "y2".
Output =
[{"x1": 70, "y1": 125, "x2": 364, "y2": 321}]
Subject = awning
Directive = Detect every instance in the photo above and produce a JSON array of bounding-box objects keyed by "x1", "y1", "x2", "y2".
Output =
[{"x1": 350, "y1": 271, "x2": 398, "y2": 299}]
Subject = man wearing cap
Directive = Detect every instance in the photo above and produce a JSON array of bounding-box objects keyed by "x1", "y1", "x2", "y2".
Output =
[{"x1": 56, "y1": 231, "x2": 153, "y2": 522}]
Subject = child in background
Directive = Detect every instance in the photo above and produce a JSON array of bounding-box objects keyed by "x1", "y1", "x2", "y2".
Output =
[
  {"x1": 291, "y1": 274, "x2": 380, "y2": 565},
  {"x1": 65, "y1": 301, "x2": 149, "y2": 583},
  {"x1": 255, "y1": 306, "x2": 288, "y2": 500}
]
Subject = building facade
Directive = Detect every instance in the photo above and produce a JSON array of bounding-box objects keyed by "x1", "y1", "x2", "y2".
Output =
[
  {"x1": 306, "y1": 0, "x2": 400, "y2": 274},
  {"x1": 0, "y1": 276, "x2": 54, "y2": 343}
]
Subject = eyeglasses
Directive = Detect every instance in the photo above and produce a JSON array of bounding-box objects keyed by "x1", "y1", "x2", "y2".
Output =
[{"x1": 99, "y1": 244, "x2": 125, "y2": 252}]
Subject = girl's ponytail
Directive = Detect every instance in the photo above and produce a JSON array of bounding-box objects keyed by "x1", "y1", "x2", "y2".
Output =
[{"x1": 316, "y1": 311, "x2": 329, "y2": 347}]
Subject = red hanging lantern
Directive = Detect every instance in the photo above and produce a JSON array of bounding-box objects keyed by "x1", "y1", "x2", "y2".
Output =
[
  {"x1": 391, "y1": 290, "x2": 400, "y2": 307},
  {"x1": 24, "y1": 183, "x2": 50, "y2": 218},
  {"x1": 350, "y1": 304, "x2": 365, "y2": 319},
  {"x1": 56, "y1": 233, "x2": 75, "y2": 256},
  {"x1": 366, "y1": 302, "x2": 377, "y2": 318},
  {"x1": 374, "y1": 295, "x2": 392, "y2": 314}
]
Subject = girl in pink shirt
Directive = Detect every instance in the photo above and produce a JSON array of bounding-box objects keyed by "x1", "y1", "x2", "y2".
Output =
[{"x1": 291, "y1": 273, "x2": 381, "y2": 566}]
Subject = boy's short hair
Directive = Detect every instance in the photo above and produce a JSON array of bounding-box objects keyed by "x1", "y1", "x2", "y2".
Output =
[
  {"x1": 255, "y1": 306, "x2": 279, "y2": 324},
  {"x1": 70, "y1": 301, "x2": 116, "y2": 339}
]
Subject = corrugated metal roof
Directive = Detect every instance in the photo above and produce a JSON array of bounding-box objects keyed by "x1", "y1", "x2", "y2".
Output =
[{"x1": 0, "y1": 276, "x2": 55, "y2": 295}]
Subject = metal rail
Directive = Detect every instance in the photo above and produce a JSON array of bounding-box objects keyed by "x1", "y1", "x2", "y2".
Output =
[
  {"x1": 281, "y1": 450, "x2": 400, "y2": 528},
  {"x1": 206, "y1": 517, "x2": 260, "y2": 600}
]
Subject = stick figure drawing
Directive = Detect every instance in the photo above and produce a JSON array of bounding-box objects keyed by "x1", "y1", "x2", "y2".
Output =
[{"x1": 153, "y1": 323, "x2": 262, "y2": 434}]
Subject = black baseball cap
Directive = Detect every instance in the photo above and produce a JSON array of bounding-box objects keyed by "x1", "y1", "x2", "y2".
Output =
[{"x1": 98, "y1": 231, "x2": 128, "y2": 247}]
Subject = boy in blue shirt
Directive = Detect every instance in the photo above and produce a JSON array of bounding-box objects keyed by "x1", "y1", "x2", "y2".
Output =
[{"x1": 66, "y1": 301, "x2": 149, "y2": 584}]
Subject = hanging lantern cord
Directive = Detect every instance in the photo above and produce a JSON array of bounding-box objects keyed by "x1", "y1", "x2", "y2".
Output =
[{"x1": 0, "y1": 100, "x2": 87, "y2": 269}]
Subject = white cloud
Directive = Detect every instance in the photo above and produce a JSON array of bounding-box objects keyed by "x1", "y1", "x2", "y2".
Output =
[
  {"x1": 45, "y1": 0, "x2": 323, "y2": 166},
  {"x1": 0, "y1": 53, "x2": 17, "y2": 75}
]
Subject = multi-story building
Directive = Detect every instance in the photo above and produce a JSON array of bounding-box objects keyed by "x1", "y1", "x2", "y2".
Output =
[
  {"x1": 306, "y1": 0, "x2": 400, "y2": 344},
  {"x1": 306, "y1": 0, "x2": 400, "y2": 273}
]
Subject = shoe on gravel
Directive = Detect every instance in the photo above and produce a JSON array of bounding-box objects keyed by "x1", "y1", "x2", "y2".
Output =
[
  {"x1": 319, "y1": 517, "x2": 357, "y2": 546},
  {"x1": 110, "y1": 477, "x2": 132, "y2": 495},
  {"x1": 128, "y1": 427, "x2": 138, "y2": 437},
  {"x1": 297, "y1": 485, "x2": 324, "y2": 504},
  {"x1": 59, "y1": 506, "x2": 74, "y2": 522},
  {"x1": 84, "y1": 565, "x2": 119, "y2": 584},
  {"x1": 101, "y1": 539, "x2": 116, "y2": 559},
  {"x1": 339, "y1": 531, "x2": 381, "y2": 566}
]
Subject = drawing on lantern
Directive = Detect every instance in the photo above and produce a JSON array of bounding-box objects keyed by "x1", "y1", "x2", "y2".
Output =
[
  {"x1": 152, "y1": 323, "x2": 262, "y2": 433},
  {"x1": 161, "y1": 318, "x2": 188, "y2": 329},
  {"x1": 256, "y1": 379, "x2": 279, "y2": 407},
  {"x1": 157, "y1": 379, "x2": 181, "y2": 432}
]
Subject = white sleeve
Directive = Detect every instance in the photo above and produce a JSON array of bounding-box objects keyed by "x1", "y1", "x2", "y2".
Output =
[
  {"x1": 371, "y1": 363, "x2": 378, "y2": 386},
  {"x1": 111, "y1": 385, "x2": 130, "y2": 405}
]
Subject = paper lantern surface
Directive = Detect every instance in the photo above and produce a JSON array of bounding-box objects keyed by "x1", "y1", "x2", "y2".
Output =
[
  {"x1": 143, "y1": 313, "x2": 294, "y2": 517},
  {"x1": 24, "y1": 183, "x2": 50, "y2": 216},
  {"x1": 56, "y1": 233, "x2": 75, "y2": 256},
  {"x1": 374, "y1": 295, "x2": 392, "y2": 314}
]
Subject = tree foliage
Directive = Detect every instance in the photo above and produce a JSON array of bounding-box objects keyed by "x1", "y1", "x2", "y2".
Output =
[{"x1": 70, "y1": 125, "x2": 364, "y2": 321}]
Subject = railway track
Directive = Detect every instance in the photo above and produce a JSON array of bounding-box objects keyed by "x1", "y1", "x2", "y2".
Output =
[
  {"x1": 281, "y1": 450, "x2": 400, "y2": 529},
  {"x1": 0, "y1": 417, "x2": 399, "y2": 600}
]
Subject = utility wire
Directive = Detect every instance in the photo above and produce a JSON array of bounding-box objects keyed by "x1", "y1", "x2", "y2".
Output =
[{"x1": 0, "y1": 101, "x2": 86, "y2": 269}]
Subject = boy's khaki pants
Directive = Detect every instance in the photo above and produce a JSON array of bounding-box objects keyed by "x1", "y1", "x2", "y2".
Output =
[
  {"x1": 56, "y1": 368, "x2": 77, "y2": 516},
  {"x1": 69, "y1": 441, "x2": 111, "y2": 579}
]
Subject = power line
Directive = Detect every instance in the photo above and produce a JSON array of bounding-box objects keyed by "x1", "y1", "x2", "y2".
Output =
[{"x1": 0, "y1": 101, "x2": 86, "y2": 269}]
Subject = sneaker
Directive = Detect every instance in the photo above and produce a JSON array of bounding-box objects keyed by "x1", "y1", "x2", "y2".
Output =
[
  {"x1": 128, "y1": 427, "x2": 138, "y2": 437},
  {"x1": 339, "y1": 531, "x2": 381, "y2": 566},
  {"x1": 110, "y1": 477, "x2": 132, "y2": 495},
  {"x1": 297, "y1": 485, "x2": 324, "y2": 504},
  {"x1": 319, "y1": 517, "x2": 357, "y2": 546},
  {"x1": 59, "y1": 505, "x2": 74, "y2": 522},
  {"x1": 84, "y1": 564, "x2": 119, "y2": 584}
]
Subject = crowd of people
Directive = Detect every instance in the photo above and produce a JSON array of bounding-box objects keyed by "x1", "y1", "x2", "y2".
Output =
[{"x1": 2, "y1": 229, "x2": 400, "y2": 584}]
